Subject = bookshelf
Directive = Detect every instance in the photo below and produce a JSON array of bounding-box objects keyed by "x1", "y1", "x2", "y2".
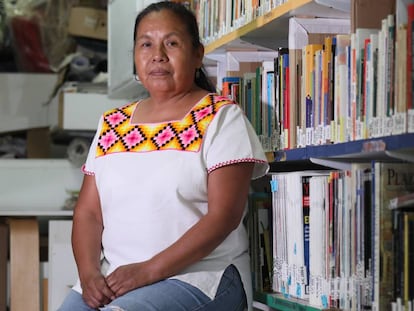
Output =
[
  {"x1": 254, "y1": 292, "x2": 326, "y2": 311},
  {"x1": 200, "y1": 0, "x2": 413, "y2": 310},
  {"x1": 274, "y1": 133, "x2": 414, "y2": 163},
  {"x1": 203, "y1": 0, "x2": 348, "y2": 54}
]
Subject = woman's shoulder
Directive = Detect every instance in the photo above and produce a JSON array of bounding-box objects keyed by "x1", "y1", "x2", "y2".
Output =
[{"x1": 198, "y1": 93, "x2": 238, "y2": 110}]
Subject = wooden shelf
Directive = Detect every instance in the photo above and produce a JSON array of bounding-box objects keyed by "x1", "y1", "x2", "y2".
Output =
[{"x1": 204, "y1": 0, "x2": 348, "y2": 54}]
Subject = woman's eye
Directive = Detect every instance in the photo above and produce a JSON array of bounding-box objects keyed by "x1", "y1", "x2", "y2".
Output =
[
  {"x1": 137, "y1": 41, "x2": 151, "y2": 48},
  {"x1": 166, "y1": 40, "x2": 178, "y2": 47}
]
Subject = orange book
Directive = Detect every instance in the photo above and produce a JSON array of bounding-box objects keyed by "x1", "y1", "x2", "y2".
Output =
[{"x1": 302, "y1": 44, "x2": 323, "y2": 144}]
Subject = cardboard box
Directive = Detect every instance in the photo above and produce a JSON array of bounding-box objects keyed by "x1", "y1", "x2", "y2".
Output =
[
  {"x1": 68, "y1": 7, "x2": 107, "y2": 40},
  {"x1": 0, "y1": 159, "x2": 83, "y2": 211},
  {"x1": 0, "y1": 73, "x2": 58, "y2": 134},
  {"x1": 48, "y1": 87, "x2": 126, "y2": 131},
  {"x1": 351, "y1": 0, "x2": 395, "y2": 32},
  {"x1": 26, "y1": 127, "x2": 51, "y2": 158}
]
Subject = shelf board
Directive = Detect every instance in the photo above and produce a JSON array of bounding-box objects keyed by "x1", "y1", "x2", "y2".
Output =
[
  {"x1": 273, "y1": 133, "x2": 414, "y2": 164},
  {"x1": 254, "y1": 292, "x2": 329, "y2": 311},
  {"x1": 204, "y1": 0, "x2": 349, "y2": 54}
]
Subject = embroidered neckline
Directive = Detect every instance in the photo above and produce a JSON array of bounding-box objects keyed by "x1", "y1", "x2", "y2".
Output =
[{"x1": 96, "y1": 94, "x2": 233, "y2": 156}]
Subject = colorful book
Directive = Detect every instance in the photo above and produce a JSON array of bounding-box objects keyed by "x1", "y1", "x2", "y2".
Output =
[
  {"x1": 222, "y1": 76, "x2": 241, "y2": 100},
  {"x1": 302, "y1": 44, "x2": 323, "y2": 146}
]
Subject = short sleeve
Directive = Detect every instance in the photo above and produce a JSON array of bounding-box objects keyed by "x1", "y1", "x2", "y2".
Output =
[
  {"x1": 203, "y1": 103, "x2": 269, "y2": 179},
  {"x1": 81, "y1": 116, "x2": 104, "y2": 175}
]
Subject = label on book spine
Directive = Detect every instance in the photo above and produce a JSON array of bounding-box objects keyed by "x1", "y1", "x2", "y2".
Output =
[
  {"x1": 392, "y1": 112, "x2": 406, "y2": 135},
  {"x1": 408, "y1": 109, "x2": 414, "y2": 133}
]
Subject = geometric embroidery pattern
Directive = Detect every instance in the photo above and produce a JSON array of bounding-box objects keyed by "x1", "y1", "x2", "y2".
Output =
[{"x1": 96, "y1": 94, "x2": 234, "y2": 157}]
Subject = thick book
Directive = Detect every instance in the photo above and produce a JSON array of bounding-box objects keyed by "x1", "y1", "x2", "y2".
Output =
[
  {"x1": 371, "y1": 162, "x2": 414, "y2": 311},
  {"x1": 391, "y1": 202, "x2": 414, "y2": 309},
  {"x1": 247, "y1": 191, "x2": 272, "y2": 293},
  {"x1": 407, "y1": 4, "x2": 414, "y2": 133}
]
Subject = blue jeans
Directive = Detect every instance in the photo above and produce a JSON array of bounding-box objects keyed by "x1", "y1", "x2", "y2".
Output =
[{"x1": 57, "y1": 264, "x2": 247, "y2": 311}]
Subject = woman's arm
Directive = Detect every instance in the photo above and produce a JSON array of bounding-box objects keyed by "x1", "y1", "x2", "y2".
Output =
[
  {"x1": 105, "y1": 162, "x2": 254, "y2": 296},
  {"x1": 72, "y1": 174, "x2": 115, "y2": 307}
]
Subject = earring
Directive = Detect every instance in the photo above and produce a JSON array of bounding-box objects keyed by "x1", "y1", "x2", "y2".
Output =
[
  {"x1": 134, "y1": 75, "x2": 140, "y2": 82},
  {"x1": 195, "y1": 68, "x2": 200, "y2": 79}
]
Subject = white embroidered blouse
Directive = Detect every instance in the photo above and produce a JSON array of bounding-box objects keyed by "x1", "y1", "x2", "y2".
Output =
[{"x1": 73, "y1": 93, "x2": 269, "y2": 310}]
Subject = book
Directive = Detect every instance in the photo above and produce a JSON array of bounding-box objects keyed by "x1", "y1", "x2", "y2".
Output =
[
  {"x1": 276, "y1": 50, "x2": 290, "y2": 150},
  {"x1": 394, "y1": 24, "x2": 407, "y2": 135},
  {"x1": 302, "y1": 44, "x2": 323, "y2": 146},
  {"x1": 221, "y1": 76, "x2": 241, "y2": 100},
  {"x1": 334, "y1": 34, "x2": 351, "y2": 143},
  {"x1": 371, "y1": 162, "x2": 414, "y2": 311},
  {"x1": 289, "y1": 48, "x2": 302, "y2": 148},
  {"x1": 242, "y1": 71, "x2": 257, "y2": 129},
  {"x1": 270, "y1": 173, "x2": 288, "y2": 294},
  {"x1": 302, "y1": 175, "x2": 311, "y2": 294},
  {"x1": 281, "y1": 52, "x2": 290, "y2": 150},
  {"x1": 313, "y1": 49, "x2": 323, "y2": 145},
  {"x1": 261, "y1": 60, "x2": 276, "y2": 151},
  {"x1": 256, "y1": 66, "x2": 263, "y2": 136},
  {"x1": 308, "y1": 175, "x2": 329, "y2": 308},
  {"x1": 407, "y1": 4, "x2": 414, "y2": 133},
  {"x1": 390, "y1": 193, "x2": 414, "y2": 309},
  {"x1": 366, "y1": 33, "x2": 379, "y2": 138},
  {"x1": 247, "y1": 191, "x2": 272, "y2": 292},
  {"x1": 403, "y1": 213, "x2": 414, "y2": 309},
  {"x1": 350, "y1": 28, "x2": 377, "y2": 141},
  {"x1": 351, "y1": 163, "x2": 373, "y2": 309},
  {"x1": 321, "y1": 36, "x2": 334, "y2": 144}
]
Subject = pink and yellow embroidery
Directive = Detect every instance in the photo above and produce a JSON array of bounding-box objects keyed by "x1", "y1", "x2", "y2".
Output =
[{"x1": 96, "y1": 94, "x2": 233, "y2": 157}]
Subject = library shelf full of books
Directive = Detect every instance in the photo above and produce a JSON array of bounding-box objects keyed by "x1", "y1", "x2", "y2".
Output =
[{"x1": 194, "y1": 0, "x2": 414, "y2": 310}]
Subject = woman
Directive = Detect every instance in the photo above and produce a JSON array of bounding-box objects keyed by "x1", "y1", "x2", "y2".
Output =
[{"x1": 58, "y1": 2, "x2": 269, "y2": 310}]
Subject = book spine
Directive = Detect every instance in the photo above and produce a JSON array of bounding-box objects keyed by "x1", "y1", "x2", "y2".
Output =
[
  {"x1": 407, "y1": 4, "x2": 414, "y2": 133},
  {"x1": 302, "y1": 175, "x2": 311, "y2": 293}
]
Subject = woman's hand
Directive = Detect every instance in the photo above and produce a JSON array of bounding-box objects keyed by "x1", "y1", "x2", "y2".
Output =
[
  {"x1": 105, "y1": 262, "x2": 153, "y2": 297},
  {"x1": 81, "y1": 271, "x2": 115, "y2": 309}
]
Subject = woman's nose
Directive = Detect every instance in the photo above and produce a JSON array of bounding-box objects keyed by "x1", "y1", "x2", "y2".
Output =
[{"x1": 152, "y1": 46, "x2": 167, "y2": 62}]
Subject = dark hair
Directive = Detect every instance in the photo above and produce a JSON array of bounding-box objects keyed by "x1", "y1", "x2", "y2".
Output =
[{"x1": 133, "y1": 1, "x2": 216, "y2": 93}]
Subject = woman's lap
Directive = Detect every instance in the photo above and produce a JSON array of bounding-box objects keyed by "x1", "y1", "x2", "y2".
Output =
[{"x1": 57, "y1": 264, "x2": 246, "y2": 311}]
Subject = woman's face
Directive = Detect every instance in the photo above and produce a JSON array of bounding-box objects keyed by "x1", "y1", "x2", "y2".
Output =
[{"x1": 134, "y1": 9, "x2": 203, "y2": 95}]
